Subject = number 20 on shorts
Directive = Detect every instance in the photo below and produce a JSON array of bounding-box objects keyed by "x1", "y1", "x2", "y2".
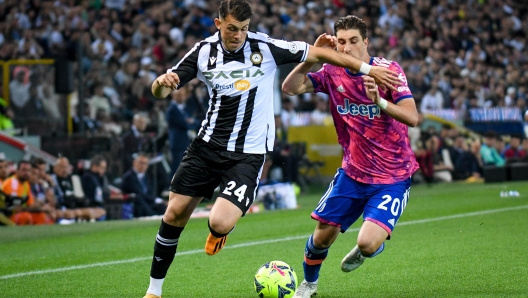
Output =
[{"x1": 377, "y1": 188, "x2": 410, "y2": 217}]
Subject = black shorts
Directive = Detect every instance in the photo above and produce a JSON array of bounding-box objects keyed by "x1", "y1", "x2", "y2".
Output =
[{"x1": 170, "y1": 138, "x2": 265, "y2": 215}]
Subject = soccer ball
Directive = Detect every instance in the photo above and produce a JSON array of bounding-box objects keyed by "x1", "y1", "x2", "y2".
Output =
[{"x1": 254, "y1": 260, "x2": 298, "y2": 298}]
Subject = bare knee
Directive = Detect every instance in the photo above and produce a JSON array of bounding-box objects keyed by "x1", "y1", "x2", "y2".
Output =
[
  {"x1": 208, "y1": 218, "x2": 233, "y2": 235},
  {"x1": 357, "y1": 238, "x2": 382, "y2": 256}
]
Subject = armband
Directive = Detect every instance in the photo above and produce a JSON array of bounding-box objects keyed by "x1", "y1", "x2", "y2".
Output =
[
  {"x1": 359, "y1": 62, "x2": 372, "y2": 75},
  {"x1": 378, "y1": 97, "x2": 388, "y2": 110}
]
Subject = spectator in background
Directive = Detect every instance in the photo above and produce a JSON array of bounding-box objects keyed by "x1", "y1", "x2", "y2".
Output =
[
  {"x1": 420, "y1": 81, "x2": 444, "y2": 112},
  {"x1": 310, "y1": 97, "x2": 328, "y2": 125},
  {"x1": 480, "y1": 131, "x2": 506, "y2": 167},
  {"x1": 9, "y1": 71, "x2": 30, "y2": 118},
  {"x1": 504, "y1": 135, "x2": 526, "y2": 163},
  {"x1": 81, "y1": 155, "x2": 108, "y2": 210},
  {"x1": 2, "y1": 160, "x2": 53, "y2": 225},
  {"x1": 121, "y1": 152, "x2": 166, "y2": 217},
  {"x1": 122, "y1": 113, "x2": 150, "y2": 171},
  {"x1": 167, "y1": 87, "x2": 196, "y2": 176},
  {"x1": 52, "y1": 157, "x2": 104, "y2": 222},
  {"x1": 29, "y1": 162, "x2": 56, "y2": 222},
  {"x1": 73, "y1": 102, "x2": 101, "y2": 135},
  {"x1": 0, "y1": 158, "x2": 10, "y2": 185},
  {"x1": 88, "y1": 83, "x2": 112, "y2": 120},
  {"x1": 451, "y1": 137, "x2": 482, "y2": 181}
]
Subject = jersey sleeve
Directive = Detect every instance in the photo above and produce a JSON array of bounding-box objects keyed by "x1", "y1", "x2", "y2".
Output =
[
  {"x1": 307, "y1": 64, "x2": 330, "y2": 94},
  {"x1": 389, "y1": 61, "x2": 413, "y2": 103},
  {"x1": 167, "y1": 41, "x2": 204, "y2": 88},
  {"x1": 266, "y1": 38, "x2": 310, "y2": 65}
]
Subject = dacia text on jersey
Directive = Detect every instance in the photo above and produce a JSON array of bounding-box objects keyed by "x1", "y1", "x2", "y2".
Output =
[
  {"x1": 337, "y1": 98, "x2": 381, "y2": 119},
  {"x1": 203, "y1": 69, "x2": 265, "y2": 91}
]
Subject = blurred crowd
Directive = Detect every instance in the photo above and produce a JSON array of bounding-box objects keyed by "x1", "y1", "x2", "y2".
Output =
[
  {"x1": 0, "y1": 0, "x2": 526, "y2": 132},
  {"x1": 1, "y1": 0, "x2": 528, "y2": 225}
]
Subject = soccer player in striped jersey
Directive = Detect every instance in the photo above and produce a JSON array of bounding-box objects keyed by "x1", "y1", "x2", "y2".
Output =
[
  {"x1": 143, "y1": 1, "x2": 402, "y2": 297},
  {"x1": 282, "y1": 16, "x2": 419, "y2": 297}
]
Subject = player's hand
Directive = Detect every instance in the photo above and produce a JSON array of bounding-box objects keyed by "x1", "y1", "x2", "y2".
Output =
[
  {"x1": 156, "y1": 73, "x2": 180, "y2": 90},
  {"x1": 314, "y1": 33, "x2": 337, "y2": 49},
  {"x1": 362, "y1": 75, "x2": 381, "y2": 105},
  {"x1": 368, "y1": 66, "x2": 401, "y2": 92}
]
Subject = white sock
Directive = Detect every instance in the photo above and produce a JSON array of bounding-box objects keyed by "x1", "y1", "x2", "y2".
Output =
[{"x1": 147, "y1": 277, "x2": 164, "y2": 297}]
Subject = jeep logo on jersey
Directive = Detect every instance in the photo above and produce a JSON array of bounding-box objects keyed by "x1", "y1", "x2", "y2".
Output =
[
  {"x1": 234, "y1": 79, "x2": 250, "y2": 91},
  {"x1": 203, "y1": 69, "x2": 265, "y2": 80},
  {"x1": 337, "y1": 98, "x2": 381, "y2": 119}
]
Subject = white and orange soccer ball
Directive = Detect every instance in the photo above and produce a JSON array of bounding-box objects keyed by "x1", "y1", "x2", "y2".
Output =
[{"x1": 254, "y1": 260, "x2": 298, "y2": 298}]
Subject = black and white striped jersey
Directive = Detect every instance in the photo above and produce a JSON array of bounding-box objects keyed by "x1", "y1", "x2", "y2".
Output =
[{"x1": 168, "y1": 31, "x2": 310, "y2": 154}]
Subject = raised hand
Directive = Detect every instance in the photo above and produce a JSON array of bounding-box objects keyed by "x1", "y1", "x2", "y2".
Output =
[
  {"x1": 314, "y1": 33, "x2": 337, "y2": 49},
  {"x1": 362, "y1": 75, "x2": 381, "y2": 105},
  {"x1": 368, "y1": 66, "x2": 401, "y2": 92}
]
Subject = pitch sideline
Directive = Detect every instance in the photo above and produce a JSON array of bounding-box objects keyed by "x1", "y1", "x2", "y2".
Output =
[{"x1": 1, "y1": 204, "x2": 527, "y2": 280}]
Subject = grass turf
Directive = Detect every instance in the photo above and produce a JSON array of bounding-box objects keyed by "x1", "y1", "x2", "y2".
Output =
[{"x1": 1, "y1": 181, "x2": 528, "y2": 297}]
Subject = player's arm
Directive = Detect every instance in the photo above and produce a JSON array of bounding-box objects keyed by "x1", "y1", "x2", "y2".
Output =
[
  {"x1": 282, "y1": 34, "x2": 334, "y2": 95},
  {"x1": 363, "y1": 75, "x2": 419, "y2": 127},
  {"x1": 152, "y1": 41, "x2": 202, "y2": 98},
  {"x1": 282, "y1": 62, "x2": 316, "y2": 95},
  {"x1": 305, "y1": 46, "x2": 401, "y2": 91}
]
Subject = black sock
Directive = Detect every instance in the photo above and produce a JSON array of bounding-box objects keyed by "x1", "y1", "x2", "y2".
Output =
[
  {"x1": 150, "y1": 219, "x2": 184, "y2": 279},
  {"x1": 208, "y1": 220, "x2": 230, "y2": 238}
]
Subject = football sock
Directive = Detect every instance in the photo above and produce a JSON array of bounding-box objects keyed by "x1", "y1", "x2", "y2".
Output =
[
  {"x1": 302, "y1": 235, "x2": 329, "y2": 282},
  {"x1": 146, "y1": 277, "x2": 164, "y2": 297},
  {"x1": 366, "y1": 242, "x2": 385, "y2": 258},
  {"x1": 150, "y1": 219, "x2": 184, "y2": 282},
  {"x1": 208, "y1": 220, "x2": 231, "y2": 238}
]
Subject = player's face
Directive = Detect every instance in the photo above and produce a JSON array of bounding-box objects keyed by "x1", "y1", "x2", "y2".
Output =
[
  {"x1": 215, "y1": 14, "x2": 250, "y2": 52},
  {"x1": 335, "y1": 29, "x2": 368, "y2": 60}
]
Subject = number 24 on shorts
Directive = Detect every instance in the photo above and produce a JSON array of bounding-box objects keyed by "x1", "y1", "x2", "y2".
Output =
[
  {"x1": 377, "y1": 188, "x2": 410, "y2": 217},
  {"x1": 222, "y1": 181, "x2": 250, "y2": 206}
]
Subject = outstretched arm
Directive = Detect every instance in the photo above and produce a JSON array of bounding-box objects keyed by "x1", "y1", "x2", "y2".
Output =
[
  {"x1": 282, "y1": 34, "x2": 332, "y2": 95},
  {"x1": 306, "y1": 45, "x2": 401, "y2": 91}
]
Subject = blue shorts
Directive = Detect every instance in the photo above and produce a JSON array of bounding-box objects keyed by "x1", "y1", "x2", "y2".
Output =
[{"x1": 311, "y1": 168, "x2": 412, "y2": 237}]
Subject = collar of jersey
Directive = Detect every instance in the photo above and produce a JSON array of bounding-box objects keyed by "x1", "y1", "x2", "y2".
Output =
[
  {"x1": 217, "y1": 32, "x2": 247, "y2": 53},
  {"x1": 345, "y1": 57, "x2": 374, "y2": 77}
]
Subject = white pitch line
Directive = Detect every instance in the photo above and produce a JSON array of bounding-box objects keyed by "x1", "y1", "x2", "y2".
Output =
[{"x1": 1, "y1": 204, "x2": 527, "y2": 280}]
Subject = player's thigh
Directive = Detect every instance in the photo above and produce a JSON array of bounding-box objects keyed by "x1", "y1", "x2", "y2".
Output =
[
  {"x1": 170, "y1": 141, "x2": 221, "y2": 200},
  {"x1": 312, "y1": 169, "x2": 366, "y2": 232},
  {"x1": 218, "y1": 153, "x2": 265, "y2": 216},
  {"x1": 363, "y1": 178, "x2": 412, "y2": 238}
]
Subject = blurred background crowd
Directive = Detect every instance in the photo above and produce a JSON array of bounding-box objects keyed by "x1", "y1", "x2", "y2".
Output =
[{"x1": 0, "y1": 0, "x2": 527, "y2": 225}]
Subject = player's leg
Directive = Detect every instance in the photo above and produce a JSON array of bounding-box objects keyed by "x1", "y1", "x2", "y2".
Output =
[
  {"x1": 145, "y1": 140, "x2": 218, "y2": 298},
  {"x1": 205, "y1": 152, "x2": 265, "y2": 255},
  {"x1": 341, "y1": 178, "x2": 412, "y2": 272},
  {"x1": 340, "y1": 221, "x2": 387, "y2": 272},
  {"x1": 295, "y1": 169, "x2": 365, "y2": 298},
  {"x1": 146, "y1": 193, "x2": 202, "y2": 298}
]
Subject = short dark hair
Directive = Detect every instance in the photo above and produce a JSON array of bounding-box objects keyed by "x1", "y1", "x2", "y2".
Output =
[
  {"x1": 17, "y1": 160, "x2": 31, "y2": 168},
  {"x1": 31, "y1": 157, "x2": 46, "y2": 167},
  {"x1": 90, "y1": 155, "x2": 106, "y2": 167},
  {"x1": 218, "y1": 0, "x2": 253, "y2": 21},
  {"x1": 334, "y1": 15, "x2": 368, "y2": 40}
]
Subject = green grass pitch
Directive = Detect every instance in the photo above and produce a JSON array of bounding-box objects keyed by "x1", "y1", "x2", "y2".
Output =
[{"x1": 1, "y1": 181, "x2": 528, "y2": 297}]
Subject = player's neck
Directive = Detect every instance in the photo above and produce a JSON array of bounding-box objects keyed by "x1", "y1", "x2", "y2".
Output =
[{"x1": 347, "y1": 55, "x2": 371, "y2": 75}]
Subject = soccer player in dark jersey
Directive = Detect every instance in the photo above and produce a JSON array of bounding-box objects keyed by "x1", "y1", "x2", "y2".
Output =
[
  {"x1": 143, "y1": 2, "x2": 401, "y2": 297},
  {"x1": 282, "y1": 16, "x2": 419, "y2": 297}
]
